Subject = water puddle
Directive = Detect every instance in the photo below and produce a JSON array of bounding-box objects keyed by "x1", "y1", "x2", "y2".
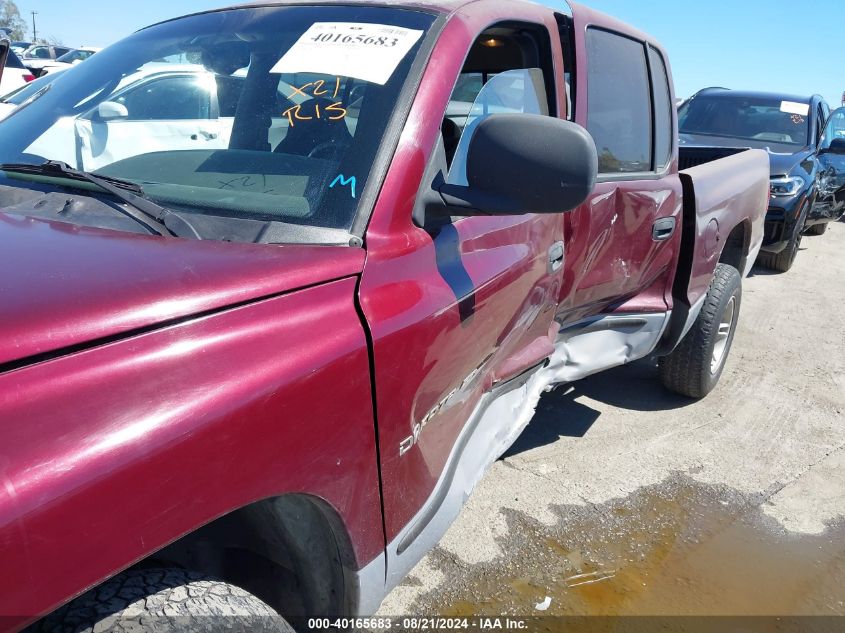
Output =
[{"x1": 418, "y1": 477, "x2": 845, "y2": 617}]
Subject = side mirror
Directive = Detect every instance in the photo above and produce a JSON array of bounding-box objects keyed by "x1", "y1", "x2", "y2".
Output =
[
  {"x1": 95, "y1": 101, "x2": 129, "y2": 122},
  {"x1": 0, "y1": 39, "x2": 10, "y2": 87},
  {"x1": 824, "y1": 138, "x2": 845, "y2": 155},
  {"x1": 434, "y1": 113, "x2": 597, "y2": 216}
]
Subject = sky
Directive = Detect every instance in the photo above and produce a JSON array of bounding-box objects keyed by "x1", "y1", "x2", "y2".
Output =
[{"x1": 13, "y1": 0, "x2": 844, "y2": 108}]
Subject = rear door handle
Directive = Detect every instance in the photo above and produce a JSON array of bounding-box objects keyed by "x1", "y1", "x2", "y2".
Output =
[
  {"x1": 652, "y1": 217, "x2": 676, "y2": 241},
  {"x1": 548, "y1": 241, "x2": 564, "y2": 273}
]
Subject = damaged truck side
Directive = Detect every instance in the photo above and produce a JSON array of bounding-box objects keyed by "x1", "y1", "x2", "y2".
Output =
[{"x1": 0, "y1": 1, "x2": 768, "y2": 630}]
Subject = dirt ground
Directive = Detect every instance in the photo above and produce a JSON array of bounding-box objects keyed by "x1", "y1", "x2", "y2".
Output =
[{"x1": 378, "y1": 219, "x2": 845, "y2": 618}]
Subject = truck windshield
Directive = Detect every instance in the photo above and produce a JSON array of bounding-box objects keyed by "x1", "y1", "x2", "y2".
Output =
[
  {"x1": 0, "y1": 6, "x2": 433, "y2": 241},
  {"x1": 679, "y1": 94, "x2": 810, "y2": 147}
]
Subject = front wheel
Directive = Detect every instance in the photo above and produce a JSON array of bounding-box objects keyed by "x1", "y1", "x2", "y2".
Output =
[
  {"x1": 659, "y1": 263, "x2": 742, "y2": 398},
  {"x1": 29, "y1": 568, "x2": 294, "y2": 633}
]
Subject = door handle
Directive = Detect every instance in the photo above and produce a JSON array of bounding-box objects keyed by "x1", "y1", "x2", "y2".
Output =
[
  {"x1": 548, "y1": 241, "x2": 564, "y2": 273},
  {"x1": 652, "y1": 217, "x2": 676, "y2": 241}
]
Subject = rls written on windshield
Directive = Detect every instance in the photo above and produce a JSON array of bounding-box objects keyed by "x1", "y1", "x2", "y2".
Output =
[{"x1": 271, "y1": 22, "x2": 424, "y2": 85}]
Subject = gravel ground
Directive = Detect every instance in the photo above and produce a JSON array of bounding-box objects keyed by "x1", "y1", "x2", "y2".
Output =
[{"x1": 378, "y1": 219, "x2": 845, "y2": 617}]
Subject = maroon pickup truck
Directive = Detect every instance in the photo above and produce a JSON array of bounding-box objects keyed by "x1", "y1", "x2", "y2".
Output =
[{"x1": 0, "y1": 1, "x2": 768, "y2": 630}]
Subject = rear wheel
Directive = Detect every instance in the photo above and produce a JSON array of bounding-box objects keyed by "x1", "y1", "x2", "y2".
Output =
[
  {"x1": 659, "y1": 263, "x2": 741, "y2": 398},
  {"x1": 805, "y1": 222, "x2": 827, "y2": 236},
  {"x1": 29, "y1": 568, "x2": 293, "y2": 633}
]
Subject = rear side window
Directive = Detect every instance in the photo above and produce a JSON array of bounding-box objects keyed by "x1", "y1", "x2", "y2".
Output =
[
  {"x1": 648, "y1": 46, "x2": 672, "y2": 170},
  {"x1": 585, "y1": 28, "x2": 652, "y2": 174}
]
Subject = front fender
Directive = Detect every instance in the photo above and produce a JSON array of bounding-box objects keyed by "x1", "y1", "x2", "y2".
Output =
[{"x1": 0, "y1": 278, "x2": 381, "y2": 627}]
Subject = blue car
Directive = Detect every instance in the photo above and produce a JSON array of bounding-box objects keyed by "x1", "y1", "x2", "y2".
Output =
[{"x1": 678, "y1": 88, "x2": 842, "y2": 272}]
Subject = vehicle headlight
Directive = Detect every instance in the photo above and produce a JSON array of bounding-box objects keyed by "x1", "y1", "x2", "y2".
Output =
[{"x1": 770, "y1": 176, "x2": 804, "y2": 197}]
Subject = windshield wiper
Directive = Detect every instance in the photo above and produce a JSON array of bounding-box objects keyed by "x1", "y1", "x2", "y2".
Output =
[{"x1": 0, "y1": 161, "x2": 199, "y2": 238}]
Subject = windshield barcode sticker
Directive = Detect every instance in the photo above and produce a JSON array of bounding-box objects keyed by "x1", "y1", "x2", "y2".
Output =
[
  {"x1": 780, "y1": 101, "x2": 810, "y2": 116},
  {"x1": 270, "y1": 22, "x2": 424, "y2": 85}
]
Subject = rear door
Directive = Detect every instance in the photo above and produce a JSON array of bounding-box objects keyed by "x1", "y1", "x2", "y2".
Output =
[{"x1": 558, "y1": 24, "x2": 682, "y2": 322}]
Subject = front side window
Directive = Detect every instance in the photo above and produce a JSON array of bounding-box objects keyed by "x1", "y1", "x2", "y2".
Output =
[
  {"x1": 585, "y1": 28, "x2": 652, "y2": 174},
  {"x1": 0, "y1": 6, "x2": 434, "y2": 240},
  {"x1": 447, "y1": 68, "x2": 549, "y2": 185},
  {"x1": 442, "y1": 23, "x2": 555, "y2": 183}
]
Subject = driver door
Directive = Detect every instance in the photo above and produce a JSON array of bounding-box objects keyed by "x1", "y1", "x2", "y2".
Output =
[{"x1": 359, "y1": 17, "x2": 567, "y2": 587}]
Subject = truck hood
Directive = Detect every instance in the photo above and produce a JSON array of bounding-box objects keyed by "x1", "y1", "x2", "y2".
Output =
[
  {"x1": 680, "y1": 133, "x2": 814, "y2": 176},
  {"x1": 0, "y1": 213, "x2": 364, "y2": 368}
]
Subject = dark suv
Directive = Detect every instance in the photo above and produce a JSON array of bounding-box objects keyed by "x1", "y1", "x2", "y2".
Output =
[{"x1": 679, "y1": 88, "x2": 837, "y2": 272}]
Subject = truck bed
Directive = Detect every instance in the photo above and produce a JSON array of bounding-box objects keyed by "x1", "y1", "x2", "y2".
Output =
[{"x1": 676, "y1": 148, "x2": 770, "y2": 308}]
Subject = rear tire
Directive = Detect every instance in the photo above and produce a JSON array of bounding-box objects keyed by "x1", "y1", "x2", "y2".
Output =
[
  {"x1": 805, "y1": 222, "x2": 827, "y2": 236},
  {"x1": 29, "y1": 568, "x2": 293, "y2": 633},
  {"x1": 659, "y1": 263, "x2": 741, "y2": 398}
]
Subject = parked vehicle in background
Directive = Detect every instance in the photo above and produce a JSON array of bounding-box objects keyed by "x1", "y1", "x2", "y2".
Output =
[
  {"x1": 0, "y1": 1, "x2": 768, "y2": 630},
  {"x1": 0, "y1": 49, "x2": 34, "y2": 95},
  {"x1": 678, "y1": 88, "x2": 834, "y2": 271},
  {"x1": 21, "y1": 63, "x2": 312, "y2": 169},
  {"x1": 813, "y1": 107, "x2": 845, "y2": 230},
  {"x1": 21, "y1": 43, "x2": 73, "y2": 74},
  {"x1": 10, "y1": 41, "x2": 32, "y2": 56},
  {"x1": 37, "y1": 47, "x2": 102, "y2": 76},
  {"x1": 0, "y1": 69, "x2": 66, "y2": 121}
]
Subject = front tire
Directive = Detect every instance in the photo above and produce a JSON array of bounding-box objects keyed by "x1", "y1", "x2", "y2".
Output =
[
  {"x1": 29, "y1": 568, "x2": 294, "y2": 633},
  {"x1": 659, "y1": 263, "x2": 742, "y2": 398},
  {"x1": 805, "y1": 222, "x2": 827, "y2": 236}
]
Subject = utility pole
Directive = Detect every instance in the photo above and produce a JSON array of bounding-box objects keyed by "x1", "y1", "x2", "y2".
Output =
[{"x1": 31, "y1": 11, "x2": 38, "y2": 42}]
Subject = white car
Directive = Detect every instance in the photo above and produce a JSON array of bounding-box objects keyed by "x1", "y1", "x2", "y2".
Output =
[
  {"x1": 0, "y1": 50, "x2": 34, "y2": 96},
  {"x1": 19, "y1": 44, "x2": 73, "y2": 75},
  {"x1": 39, "y1": 47, "x2": 102, "y2": 76},
  {"x1": 21, "y1": 64, "x2": 341, "y2": 171}
]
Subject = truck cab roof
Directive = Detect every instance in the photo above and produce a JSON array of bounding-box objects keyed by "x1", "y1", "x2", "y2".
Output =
[{"x1": 175, "y1": 0, "x2": 661, "y2": 52}]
